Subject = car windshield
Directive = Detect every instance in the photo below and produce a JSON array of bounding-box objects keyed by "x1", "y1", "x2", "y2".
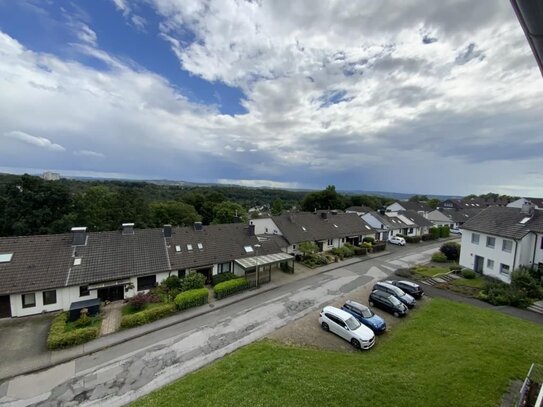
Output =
[
  {"x1": 358, "y1": 307, "x2": 373, "y2": 318},
  {"x1": 390, "y1": 286, "x2": 404, "y2": 296},
  {"x1": 389, "y1": 295, "x2": 401, "y2": 306},
  {"x1": 345, "y1": 317, "x2": 361, "y2": 330}
]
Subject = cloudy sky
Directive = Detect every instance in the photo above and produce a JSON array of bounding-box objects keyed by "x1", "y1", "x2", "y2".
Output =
[{"x1": 0, "y1": 0, "x2": 542, "y2": 196}]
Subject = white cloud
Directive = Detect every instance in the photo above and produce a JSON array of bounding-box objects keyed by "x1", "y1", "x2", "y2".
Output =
[
  {"x1": 217, "y1": 179, "x2": 301, "y2": 189},
  {"x1": 74, "y1": 150, "x2": 105, "y2": 158},
  {"x1": 3, "y1": 130, "x2": 65, "y2": 152},
  {"x1": 76, "y1": 24, "x2": 97, "y2": 47},
  {"x1": 111, "y1": 0, "x2": 130, "y2": 16}
]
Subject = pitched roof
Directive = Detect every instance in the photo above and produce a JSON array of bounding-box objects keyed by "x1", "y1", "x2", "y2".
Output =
[
  {"x1": 427, "y1": 210, "x2": 456, "y2": 224},
  {"x1": 393, "y1": 201, "x2": 432, "y2": 212},
  {"x1": 400, "y1": 210, "x2": 434, "y2": 228},
  {"x1": 439, "y1": 208, "x2": 483, "y2": 223},
  {"x1": 67, "y1": 228, "x2": 170, "y2": 286},
  {"x1": 167, "y1": 223, "x2": 279, "y2": 270},
  {"x1": 271, "y1": 212, "x2": 374, "y2": 244},
  {"x1": 345, "y1": 205, "x2": 372, "y2": 214},
  {"x1": 0, "y1": 234, "x2": 73, "y2": 295},
  {"x1": 460, "y1": 207, "x2": 543, "y2": 239}
]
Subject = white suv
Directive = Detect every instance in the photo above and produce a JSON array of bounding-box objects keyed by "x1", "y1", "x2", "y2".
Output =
[
  {"x1": 387, "y1": 235, "x2": 406, "y2": 246},
  {"x1": 319, "y1": 306, "x2": 375, "y2": 350}
]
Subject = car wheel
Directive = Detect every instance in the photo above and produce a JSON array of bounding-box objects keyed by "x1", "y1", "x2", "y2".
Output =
[
  {"x1": 321, "y1": 322, "x2": 329, "y2": 331},
  {"x1": 369, "y1": 301, "x2": 374, "y2": 307},
  {"x1": 351, "y1": 338, "x2": 361, "y2": 350},
  {"x1": 393, "y1": 311, "x2": 400, "y2": 318}
]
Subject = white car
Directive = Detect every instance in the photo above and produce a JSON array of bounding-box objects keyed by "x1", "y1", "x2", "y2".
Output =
[
  {"x1": 387, "y1": 235, "x2": 406, "y2": 246},
  {"x1": 319, "y1": 306, "x2": 375, "y2": 350},
  {"x1": 450, "y1": 228, "x2": 462, "y2": 235}
]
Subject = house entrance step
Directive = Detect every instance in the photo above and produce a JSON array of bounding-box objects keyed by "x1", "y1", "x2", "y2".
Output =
[{"x1": 527, "y1": 301, "x2": 543, "y2": 315}]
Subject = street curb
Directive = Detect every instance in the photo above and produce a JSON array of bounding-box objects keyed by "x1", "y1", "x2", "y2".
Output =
[{"x1": 0, "y1": 239, "x2": 447, "y2": 381}]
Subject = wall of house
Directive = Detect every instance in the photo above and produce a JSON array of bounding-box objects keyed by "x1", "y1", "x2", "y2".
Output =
[
  {"x1": 387, "y1": 203, "x2": 405, "y2": 212},
  {"x1": 249, "y1": 218, "x2": 282, "y2": 235},
  {"x1": 459, "y1": 230, "x2": 521, "y2": 283},
  {"x1": 9, "y1": 285, "x2": 90, "y2": 317},
  {"x1": 533, "y1": 234, "x2": 543, "y2": 267}
]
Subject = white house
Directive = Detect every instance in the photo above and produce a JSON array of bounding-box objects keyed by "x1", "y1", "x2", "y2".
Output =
[
  {"x1": 459, "y1": 204, "x2": 543, "y2": 283},
  {"x1": 386, "y1": 201, "x2": 431, "y2": 217},
  {"x1": 507, "y1": 197, "x2": 543, "y2": 210}
]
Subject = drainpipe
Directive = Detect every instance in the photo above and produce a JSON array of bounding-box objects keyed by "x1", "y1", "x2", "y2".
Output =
[
  {"x1": 532, "y1": 232, "x2": 538, "y2": 269},
  {"x1": 512, "y1": 239, "x2": 519, "y2": 273}
]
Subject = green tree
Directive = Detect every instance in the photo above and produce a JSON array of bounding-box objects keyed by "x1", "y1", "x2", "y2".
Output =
[
  {"x1": 427, "y1": 198, "x2": 440, "y2": 209},
  {"x1": 409, "y1": 194, "x2": 428, "y2": 202},
  {"x1": 73, "y1": 186, "x2": 118, "y2": 231},
  {"x1": 212, "y1": 201, "x2": 248, "y2": 224},
  {"x1": 149, "y1": 201, "x2": 200, "y2": 227},
  {"x1": 298, "y1": 241, "x2": 319, "y2": 258},
  {"x1": 271, "y1": 198, "x2": 283, "y2": 216},
  {"x1": 301, "y1": 185, "x2": 345, "y2": 211}
]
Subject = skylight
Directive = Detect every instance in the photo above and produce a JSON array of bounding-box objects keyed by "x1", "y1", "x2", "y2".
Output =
[
  {"x1": 0, "y1": 253, "x2": 13, "y2": 263},
  {"x1": 197, "y1": 243, "x2": 203, "y2": 250},
  {"x1": 333, "y1": 224, "x2": 338, "y2": 228},
  {"x1": 301, "y1": 226, "x2": 307, "y2": 231},
  {"x1": 520, "y1": 217, "x2": 531, "y2": 224},
  {"x1": 365, "y1": 225, "x2": 371, "y2": 230},
  {"x1": 187, "y1": 244, "x2": 193, "y2": 251},
  {"x1": 244, "y1": 245, "x2": 254, "y2": 253},
  {"x1": 73, "y1": 258, "x2": 82, "y2": 266},
  {"x1": 175, "y1": 245, "x2": 181, "y2": 252}
]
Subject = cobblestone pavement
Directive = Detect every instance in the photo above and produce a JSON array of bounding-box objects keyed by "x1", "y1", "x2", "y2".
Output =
[{"x1": 99, "y1": 301, "x2": 124, "y2": 336}]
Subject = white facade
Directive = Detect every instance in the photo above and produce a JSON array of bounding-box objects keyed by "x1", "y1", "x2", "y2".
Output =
[
  {"x1": 507, "y1": 198, "x2": 542, "y2": 209},
  {"x1": 387, "y1": 202, "x2": 406, "y2": 212},
  {"x1": 249, "y1": 218, "x2": 282, "y2": 236},
  {"x1": 458, "y1": 229, "x2": 539, "y2": 283}
]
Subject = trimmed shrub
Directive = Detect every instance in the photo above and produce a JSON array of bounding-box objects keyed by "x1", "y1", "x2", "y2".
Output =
[
  {"x1": 47, "y1": 312, "x2": 100, "y2": 350},
  {"x1": 212, "y1": 272, "x2": 238, "y2": 286},
  {"x1": 431, "y1": 251, "x2": 448, "y2": 263},
  {"x1": 421, "y1": 233, "x2": 437, "y2": 241},
  {"x1": 440, "y1": 242, "x2": 461, "y2": 262},
  {"x1": 214, "y1": 278, "x2": 250, "y2": 299},
  {"x1": 429, "y1": 227, "x2": 440, "y2": 239},
  {"x1": 361, "y1": 241, "x2": 373, "y2": 249},
  {"x1": 128, "y1": 292, "x2": 161, "y2": 311},
  {"x1": 181, "y1": 272, "x2": 206, "y2": 291},
  {"x1": 395, "y1": 268, "x2": 413, "y2": 278},
  {"x1": 449, "y1": 264, "x2": 462, "y2": 272},
  {"x1": 354, "y1": 246, "x2": 367, "y2": 256},
  {"x1": 120, "y1": 303, "x2": 176, "y2": 329},
  {"x1": 405, "y1": 236, "x2": 421, "y2": 244},
  {"x1": 461, "y1": 269, "x2": 476, "y2": 279},
  {"x1": 362, "y1": 236, "x2": 375, "y2": 244},
  {"x1": 372, "y1": 242, "x2": 386, "y2": 252},
  {"x1": 438, "y1": 225, "x2": 450, "y2": 238},
  {"x1": 162, "y1": 275, "x2": 183, "y2": 291},
  {"x1": 175, "y1": 288, "x2": 209, "y2": 311},
  {"x1": 73, "y1": 314, "x2": 92, "y2": 329}
]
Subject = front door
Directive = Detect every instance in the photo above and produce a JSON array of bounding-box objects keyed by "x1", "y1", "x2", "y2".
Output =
[
  {"x1": 474, "y1": 255, "x2": 484, "y2": 273},
  {"x1": 0, "y1": 295, "x2": 11, "y2": 318},
  {"x1": 196, "y1": 267, "x2": 213, "y2": 285},
  {"x1": 97, "y1": 285, "x2": 124, "y2": 302}
]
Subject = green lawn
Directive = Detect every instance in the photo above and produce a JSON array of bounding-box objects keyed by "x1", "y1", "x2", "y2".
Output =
[
  {"x1": 131, "y1": 298, "x2": 543, "y2": 407},
  {"x1": 64, "y1": 316, "x2": 102, "y2": 332},
  {"x1": 451, "y1": 277, "x2": 486, "y2": 289},
  {"x1": 412, "y1": 265, "x2": 450, "y2": 277}
]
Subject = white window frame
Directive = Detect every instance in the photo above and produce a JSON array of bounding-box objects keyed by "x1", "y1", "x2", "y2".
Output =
[
  {"x1": 471, "y1": 233, "x2": 480, "y2": 244},
  {"x1": 486, "y1": 259, "x2": 494, "y2": 270},
  {"x1": 486, "y1": 236, "x2": 495, "y2": 249},
  {"x1": 502, "y1": 240, "x2": 513, "y2": 253},
  {"x1": 500, "y1": 263, "x2": 510, "y2": 275}
]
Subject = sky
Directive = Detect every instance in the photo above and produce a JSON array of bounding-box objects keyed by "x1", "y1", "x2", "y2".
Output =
[{"x1": 0, "y1": 0, "x2": 542, "y2": 196}]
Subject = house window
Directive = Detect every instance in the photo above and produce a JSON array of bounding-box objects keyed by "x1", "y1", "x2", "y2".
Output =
[
  {"x1": 408, "y1": 228, "x2": 414, "y2": 234},
  {"x1": 218, "y1": 262, "x2": 231, "y2": 273},
  {"x1": 292, "y1": 244, "x2": 296, "y2": 249},
  {"x1": 471, "y1": 233, "x2": 480, "y2": 244},
  {"x1": 486, "y1": 237, "x2": 495, "y2": 249},
  {"x1": 486, "y1": 259, "x2": 494, "y2": 270},
  {"x1": 137, "y1": 275, "x2": 157, "y2": 291},
  {"x1": 22, "y1": 293, "x2": 36, "y2": 308},
  {"x1": 265, "y1": 228, "x2": 268, "y2": 233},
  {"x1": 178, "y1": 269, "x2": 186, "y2": 278},
  {"x1": 79, "y1": 286, "x2": 90, "y2": 297},
  {"x1": 502, "y1": 240, "x2": 513, "y2": 253},
  {"x1": 327, "y1": 239, "x2": 333, "y2": 245},
  {"x1": 540, "y1": 236, "x2": 543, "y2": 250},
  {"x1": 500, "y1": 264, "x2": 510, "y2": 275},
  {"x1": 43, "y1": 290, "x2": 57, "y2": 305}
]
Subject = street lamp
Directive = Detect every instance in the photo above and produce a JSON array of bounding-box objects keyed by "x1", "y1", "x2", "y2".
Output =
[{"x1": 254, "y1": 244, "x2": 261, "y2": 288}]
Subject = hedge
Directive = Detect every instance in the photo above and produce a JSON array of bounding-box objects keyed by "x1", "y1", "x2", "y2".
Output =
[
  {"x1": 175, "y1": 288, "x2": 209, "y2": 311},
  {"x1": 372, "y1": 242, "x2": 386, "y2": 252},
  {"x1": 405, "y1": 236, "x2": 421, "y2": 243},
  {"x1": 47, "y1": 312, "x2": 100, "y2": 350},
  {"x1": 362, "y1": 237, "x2": 375, "y2": 244},
  {"x1": 214, "y1": 278, "x2": 250, "y2": 299},
  {"x1": 354, "y1": 246, "x2": 367, "y2": 256},
  {"x1": 120, "y1": 303, "x2": 176, "y2": 329},
  {"x1": 421, "y1": 233, "x2": 437, "y2": 241},
  {"x1": 461, "y1": 269, "x2": 476, "y2": 279},
  {"x1": 212, "y1": 272, "x2": 238, "y2": 286},
  {"x1": 431, "y1": 251, "x2": 448, "y2": 263}
]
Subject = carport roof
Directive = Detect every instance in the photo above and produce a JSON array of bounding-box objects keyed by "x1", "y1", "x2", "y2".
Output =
[{"x1": 235, "y1": 252, "x2": 293, "y2": 269}]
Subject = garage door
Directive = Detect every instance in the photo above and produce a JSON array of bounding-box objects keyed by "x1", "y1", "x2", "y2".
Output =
[{"x1": 0, "y1": 295, "x2": 12, "y2": 318}]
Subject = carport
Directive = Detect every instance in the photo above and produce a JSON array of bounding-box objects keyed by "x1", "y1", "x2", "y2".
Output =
[{"x1": 235, "y1": 252, "x2": 295, "y2": 286}]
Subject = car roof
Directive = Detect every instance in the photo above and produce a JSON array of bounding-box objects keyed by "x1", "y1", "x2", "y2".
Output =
[
  {"x1": 397, "y1": 280, "x2": 418, "y2": 288},
  {"x1": 375, "y1": 281, "x2": 395, "y2": 289},
  {"x1": 345, "y1": 300, "x2": 369, "y2": 311},
  {"x1": 371, "y1": 289, "x2": 391, "y2": 298},
  {"x1": 323, "y1": 305, "x2": 355, "y2": 321}
]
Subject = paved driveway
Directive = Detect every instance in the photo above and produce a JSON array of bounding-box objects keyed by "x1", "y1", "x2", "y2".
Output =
[{"x1": 0, "y1": 313, "x2": 55, "y2": 365}]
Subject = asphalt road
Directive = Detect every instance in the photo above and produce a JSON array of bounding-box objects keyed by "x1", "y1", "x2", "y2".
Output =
[{"x1": 0, "y1": 241, "x2": 448, "y2": 406}]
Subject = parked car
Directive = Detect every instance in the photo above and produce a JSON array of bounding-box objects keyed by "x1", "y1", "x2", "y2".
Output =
[
  {"x1": 319, "y1": 306, "x2": 376, "y2": 350},
  {"x1": 341, "y1": 300, "x2": 387, "y2": 334},
  {"x1": 369, "y1": 290, "x2": 408, "y2": 317},
  {"x1": 386, "y1": 280, "x2": 424, "y2": 299},
  {"x1": 450, "y1": 228, "x2": 462, "y2": 235},
  {"x1": 387, "y1": 235, "x2": 406, "y2": 246},
  {"x1": 373, "y1": 281, "x2": 416, "y2": 308}
]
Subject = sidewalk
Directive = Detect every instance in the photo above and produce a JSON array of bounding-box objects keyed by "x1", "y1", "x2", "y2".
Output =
[{"x1": 0, "y1": 248, "x2": 391, "y2": 382}]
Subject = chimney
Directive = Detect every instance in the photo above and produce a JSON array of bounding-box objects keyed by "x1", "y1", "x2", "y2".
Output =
[
  {"x1": 194, "y1": 222, "x2": 203, "y2": 231},
  {"x1": 163, "y1": 224, "x2": 172, "y2": 238},
  {"x1": 71, "y1": 227, "x2": 87, "y2": 246},
  {"x1": 122, "y1": 223, "x2": 134, "y2": 235},
  {"x1": 321, "y1": 212, "x2": 328, "y2": 219},
  {"x1": 521, "y1": 202, "x2": 535, "y2": 216},
  {"x1": 248, "y1": 224, "x2": 255, "y2": 236}
]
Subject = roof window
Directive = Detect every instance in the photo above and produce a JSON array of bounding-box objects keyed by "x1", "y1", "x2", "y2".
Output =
[
  {"x1": 73, "y1": 258, "x2": 82, "y2": 266},
  {"x1": 175, "y1": 245, "x2": 181, "y2": 252},
  {"x1": 197, "y1": 243, "x2": 203, "y2": 250},
  {"x1": 244, "y1": 245, "x2": 254, "y2": 253},
  {"x1": 187, "y1": 244, "x2": 193, "y2": 251},
  {"x1": 0, "y1": 253, "x2": 13, "y2": 263},
  {"x1": 520, "y1": 217, "x2": 531, "y2": 224},
  {"x1": 333, "y1": 224, "x2": 338, "y2": 228},
  {"x1": 301, "y1": 226, "x2": 307, "y2": 231},
  {"x1": 365, "y1": 225, "x2": 371, "y2": 230}
]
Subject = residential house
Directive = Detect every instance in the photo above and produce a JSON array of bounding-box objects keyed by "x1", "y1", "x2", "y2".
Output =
[
  {"x1": 439, "y1": 197, "x2": 511, "y2": 210},
  {"x1": 459, "y1": 204, "x2": 543, "y2": 283},
  {"x1": 250, "y1": 211, "x2": 375, "y2": 255},
  {"x1": 362, "y1": 210, "x2": 432, "y2": 240},
  {"x1": 507, "y1": 197, "x2": 543, "y2": 210},
  {"x1": 386, "y1": 201, "x2": 432, "y2": 217},
  {"x1": 345, "y1": 205, "x2": 373, "y2": 216},
  {"x1": 0, "y1": 222, "x2": 289, "y2": 318},
  {"x1": 427, "y1": 207, "x2": 482, "y2": 230},
  {"x1": 426, "y1": 209, "x2": 456, "y2": 228}
]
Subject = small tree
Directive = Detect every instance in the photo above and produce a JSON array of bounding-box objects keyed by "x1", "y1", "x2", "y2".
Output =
[
  {"x1": 440, "y1": 242, "x2": 461, "y2": 262},
  {"x1": 181, "y1": 272, "x2": 206, "y2": 291},
  {"x1": 271, "y1": 199, "x2": 283, "y2": 216},
  {"x1": 298, "y1": 241, "x2": 319, "y2": 258},
  {"x1": 511, "y1": 267, "x2": 543, "y2": 299}
]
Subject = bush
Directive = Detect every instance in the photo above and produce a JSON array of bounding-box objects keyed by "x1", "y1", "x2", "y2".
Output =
[
  {"x1": 212, "y1": 272, "x2": 238, "y2": 286},
  {"x1": 362, "y1": 236, "x2": 375, "y2": 244},
  {"x1": 440, "y1": 242, "x2": 461, "y2": 262},
  {"x1": 421, "y1": 233, "x2": 437, "y2": 241},
  {"x1": 429, "y1": 227, "x2": 440, "y2": 240},
  {"x1": 431, "y1": 251, "x2": 448, "y2": 263},
  {"x1": 128, "y1": 292, "x2": 161, "y2": 311},
  {"x1": 449, "y1": 264, "x2": 462, "y2": 272},
  {"x1": 395, "y1": 268, "x2": 413, "y2": 278},
  {"x1": 373, "y1": 242, "x2": 386, "y2": 252},
  {"x1": 181, "y1": 272, "x2": 206, "y2": 291},
  {"x1": 438, "y1": 225, "x2": 450, "y2": 238},
  {"x1": 354, "y1": 246, "x2": 367, "y2": 256},
  {"x1": 361, "y1": 241, "x2": 373, "y2": 249},
  {"x1": 175, "y1": 288, "x2": 209, "y2": 311},
  {"x1": 405, "y1": 236, "x2": 421, "y2": 244},
  {"x1": 511, "y1": 268, "x2": 543, "y2": 299},
  {"x1": 214, "y1": 278, "x2": 250, "y2": 299},
  {"x1": 120, "y1": 303, "x2": 176, "y2": 329},
  {"x1": 461, "y1": 269, "x2": 476, "y2": 279},
  {"x1": 73, "y1": 314, "x2": 92, "y2": 329},
  {"x1": 47, "y1": 312, "x2": 100, "y2": 350},
  {"x1": 162, "y1": 275, "x2": 183, "y2": 291}
]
